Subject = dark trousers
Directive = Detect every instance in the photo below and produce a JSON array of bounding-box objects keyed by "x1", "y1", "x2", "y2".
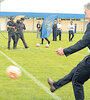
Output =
[
  {"x1": 8, "y1": 31, "x2": 16, "y2": 49},
  {"x1": 41, "y1": 38, "x2": 50, "y2": 44},
  {"x1": 57, "y1": 30, "x2": 61, "y2": 40},
  {"x1": 53, "y1": 55, "x2": 90, "y2": 100},
  {"x1": 69, "y1": 30, "x2": 74, "y2": 41},
  {"x1": 15, "y1": 32, "x2": 28, "y2": 48},
  {"x1": 53, "y1": 31, "x2": 57, "y2": 41}
]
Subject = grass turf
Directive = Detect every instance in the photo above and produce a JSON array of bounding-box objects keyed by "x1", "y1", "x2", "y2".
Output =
[{"x1": 0, "y1": 32, "x2": 90, "y2": 100}]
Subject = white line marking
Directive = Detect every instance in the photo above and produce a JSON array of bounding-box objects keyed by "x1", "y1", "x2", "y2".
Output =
[
  {"x1": 0, "y1": 50, "x2": 61, "y2": 100},
  {"x1": 76, "y1": 53, "x2": 87, "y2": 56}
]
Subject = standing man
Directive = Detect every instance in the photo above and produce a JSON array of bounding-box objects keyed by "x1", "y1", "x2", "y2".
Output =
[
  {"x1": 52, "y1": 21, "x2": 57, "y2": 41},
  {"x1": 15, "y1": 18, "x2": 29, "y2": 49},
  {"x1": 57, "y1": 21, "x2": 62, "y2": 41},
  {"x1": 7, "y1": 16, "x2": 16, "y2": 50},
  {"x1": 37, "y1": 21, "x2": 41, "y2": 38},
  {"x1": 68, "y1": 21, "x2": 74, "y2": 41},
  {"x1": 48, "y1": 2, "x2": 90, "y2": 100}
]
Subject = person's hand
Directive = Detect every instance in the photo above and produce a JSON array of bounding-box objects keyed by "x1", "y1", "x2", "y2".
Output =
[
  {"x1": 12, "y1": 27, "x2": 15, "y2": 29},
  {"x1": 56, "y1": 48, "x2": 64, "y2": 56}
]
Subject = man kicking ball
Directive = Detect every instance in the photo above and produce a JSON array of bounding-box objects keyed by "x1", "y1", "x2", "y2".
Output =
[{"x1": 48, "y1": 2, "x2": 90, "y2": 100}]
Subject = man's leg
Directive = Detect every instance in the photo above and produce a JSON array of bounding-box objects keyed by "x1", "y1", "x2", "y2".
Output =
[
  {"x1": 48, "y1": 56, "x2": 90, "y2": 92},
  {"x1": 20, "y1": 34, "x2": 28, "y2": 48},
  {"x1": 8, "y1": 32, "x2": 11, "y2": 49},
  {"x1": 48, "y1": 66, "x2": 78, "y2": 92},
  {"x1": 41, "y1": 38, "x2": 44, "y2": 44},
  {"x1": 59, "y1": 30, "x2": 61, "y2": 41},
  {"x1": 72, "y1": 67, "x2": 90, "y2": 100},
  {"x1": 53, "y1": 66, "x2": 79, "y2": 89},
  {"x1": 12, "y1": 33, "x2": 16, "y2": 49},
  {"x1": 57, "y1": 30, "x2": 59, "y2": 36},
  {"x1": 69, "y1": 31, "x2": 71, "y2": 41},
  {"x1": 53, "y1": 32, "x2": 55, "y2": 41},
  {"x1": 45, "y1": 38, "x2": 50, "y2": 44},
  {"x1": 55, "y1": 31, "x2": 57, "y2": 41},
  {"x1": 71, "y1": 31, "x2": 74, "y2": 41},
  {"x1": 15, "y1": 34, "x2": 20, "y2": 48},
  {"x1": 72, "y1": 57, "x2": 90, "y2": 100}
]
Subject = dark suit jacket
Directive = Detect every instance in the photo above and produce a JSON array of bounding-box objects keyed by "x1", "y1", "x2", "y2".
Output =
[{"x1": 64, "y1": 22, "x2": 90, "y2": 56}]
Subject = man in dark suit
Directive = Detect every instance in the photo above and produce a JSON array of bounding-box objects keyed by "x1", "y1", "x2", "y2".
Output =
[
  {"x1": 48, "y1": 2, "x2": 90, "y2": 100},
  {"x1": 52, "y1": 21, "x2": 57, "y2": 41}
]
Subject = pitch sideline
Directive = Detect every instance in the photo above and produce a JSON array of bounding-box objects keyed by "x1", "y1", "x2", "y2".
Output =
[{"x1": 0, "y1": 50, "x2": 61, "y2": 100}]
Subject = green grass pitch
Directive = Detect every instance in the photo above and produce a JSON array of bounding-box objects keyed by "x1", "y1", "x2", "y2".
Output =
[{"x1": 0, "y1": 32, "x2": 90, "y2": 100}]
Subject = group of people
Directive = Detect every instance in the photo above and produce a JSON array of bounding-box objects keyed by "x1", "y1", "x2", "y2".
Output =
[
  {"x1": 7, "y1": 16, "x2": 29, "y2": 50},
  {"x1": 37, "y1": 20, "x2": 75, "y2": 44},
  {"x1": 52, "y1": 20, "x2": 75, "y2": 41}
]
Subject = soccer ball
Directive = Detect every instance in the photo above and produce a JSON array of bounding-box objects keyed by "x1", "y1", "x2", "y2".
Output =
[
  {"x1": 36, "y1": 43, "x2": 40, "y2": 47},
  {"x1": 45, "y1": 44, "x2": 49, "y2": 48},
  {"x1": 6, "y1": 66, "x2": 21, "y2": 79}
]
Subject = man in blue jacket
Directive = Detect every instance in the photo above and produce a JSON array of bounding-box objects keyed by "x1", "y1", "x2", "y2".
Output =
[{"x1": 48, "y1": 2, "x2": 90, "y2": 100}]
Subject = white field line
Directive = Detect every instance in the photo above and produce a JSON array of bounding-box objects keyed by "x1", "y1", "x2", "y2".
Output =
[
  {"x1": 0, "y1": 50, "x2": 61, "y2": 100},
  {"x1": 76, "y1": 53, "x2": 87, "y2": 56}
]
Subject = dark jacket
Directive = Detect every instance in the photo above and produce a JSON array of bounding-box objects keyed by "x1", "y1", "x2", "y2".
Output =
[
  {"x1": 52, "y1": 24, "x2": 57, "y2": 32},
  {"x1": 64, "y1": 22, "x2": 90, "y2": 56},
  {"x1": 7, "y1": 21, "x2": 15, "y2": 32}
]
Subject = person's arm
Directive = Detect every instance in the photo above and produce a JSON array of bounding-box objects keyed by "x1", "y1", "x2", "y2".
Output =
[
  {"x1": 56, "y1": 31, "x2": 90, "y2": 56},
  {"x1": 63, "y1": 32, "x2": 90, "y2": 56},
  {"x1": 23, "y1": 24, "x2": 26, "y2": 30},
  {"x1": 7, "y1": 25, "x2": 15, "y2": 29},
  {"x1": 7, "y1": 22, "x2": 15, "y2": 29}
]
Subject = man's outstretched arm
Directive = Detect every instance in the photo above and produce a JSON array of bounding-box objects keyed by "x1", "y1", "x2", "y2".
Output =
[{"x1": 56, "y1": 32, "x2": 90, "y2": 56}]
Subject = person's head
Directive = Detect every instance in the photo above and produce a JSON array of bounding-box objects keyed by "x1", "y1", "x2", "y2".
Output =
[
  {"x1": 10, "y1": 16, "x2": 14, "y2": 22},
  {"x1": 16, "y1": 20, "x2": 20, "y2": 24},
  {"x1": 20, "y1": 18, "x2": 25, "y2": 23},
  {"x1": 70, "y1": 21, "x2": 73, "y2": 25},
  {"x1": 84, "y1": 2, "x2": 90, "y2": 21}
]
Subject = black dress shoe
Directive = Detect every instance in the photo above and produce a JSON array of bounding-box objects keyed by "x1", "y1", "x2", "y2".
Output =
[
  {"x1": 25, "y1": 46, "x2": 29, "y2": 48},
  {"x1": 48, "y1": 78, "x2": 56, "y2": 92}
]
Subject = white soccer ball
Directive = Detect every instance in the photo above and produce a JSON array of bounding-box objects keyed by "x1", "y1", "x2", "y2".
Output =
[
  {"x1": 6, "y1": 66, "x2": 21, "y2": 79},
  {"x1": 88, "y1": 49, "x2": 90, "y2": 53},
  {"x1": 45, "y1": 44, "x2": 49, "y2": 48},
  {"x1": 36, "y1": 43, "x2": 40, "y2": 47}
]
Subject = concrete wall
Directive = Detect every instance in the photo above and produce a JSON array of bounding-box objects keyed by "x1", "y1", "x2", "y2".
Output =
[{"x1": 0, "y1": 17, "x2": 88, "y2": 33}]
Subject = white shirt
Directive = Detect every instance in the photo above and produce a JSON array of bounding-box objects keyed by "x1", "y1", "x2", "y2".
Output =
[
  {"x1": 68, "y1": 24, "x2": 74, "y2": 31},
  {"x1": 57, "y1": 24, "x2": 62, "y2": 30}
]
